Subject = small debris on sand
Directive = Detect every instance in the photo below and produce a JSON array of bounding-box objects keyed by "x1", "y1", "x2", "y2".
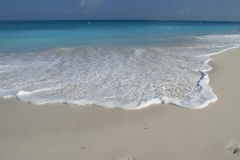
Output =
[{"x1": 227, "y1": 141, "x2": 240, "y2": 154}]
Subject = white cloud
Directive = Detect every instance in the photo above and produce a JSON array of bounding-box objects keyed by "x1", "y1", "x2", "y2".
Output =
[
  {"x1": 79, "y1": 0, "x2": 104, "y2": 14},
  {"x1": 79, "y1": 0, "x2": 86, "y2": 6},
  {"x1": 79, "y1": 0, "x2": 104, "y2": 8}
]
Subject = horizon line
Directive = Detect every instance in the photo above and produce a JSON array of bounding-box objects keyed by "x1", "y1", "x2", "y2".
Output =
[{"x1": 0, "y1": 19, "x2": 240, "y2": 23}]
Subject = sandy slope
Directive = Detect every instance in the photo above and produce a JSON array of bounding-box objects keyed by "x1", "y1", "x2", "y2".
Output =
[{"x1": 0, "y1": 47, "x2": 240, "y2": 160}]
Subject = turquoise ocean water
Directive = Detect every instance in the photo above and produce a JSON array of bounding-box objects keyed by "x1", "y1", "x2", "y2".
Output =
[{"x1": 0, "y1": 21, "x2": 240, "y2": 109}]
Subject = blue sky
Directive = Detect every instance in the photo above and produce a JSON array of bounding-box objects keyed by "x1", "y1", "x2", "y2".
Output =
[{"x1": 0, "y1": 0, "x2": 240, "y2": 21}]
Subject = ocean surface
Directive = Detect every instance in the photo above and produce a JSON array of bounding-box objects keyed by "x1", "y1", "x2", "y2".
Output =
[{"x1": 0, "y1": 20, "x2": 240, "y2": 109}]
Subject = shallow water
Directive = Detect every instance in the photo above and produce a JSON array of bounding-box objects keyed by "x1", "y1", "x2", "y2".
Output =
[{"x1": 0, "y1": 21, "x2": 240, "y2": 109}]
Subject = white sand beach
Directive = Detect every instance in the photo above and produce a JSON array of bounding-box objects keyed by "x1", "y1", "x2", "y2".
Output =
[{"x1": 0, "y1": 47, "x2": 240, "y2": 160}]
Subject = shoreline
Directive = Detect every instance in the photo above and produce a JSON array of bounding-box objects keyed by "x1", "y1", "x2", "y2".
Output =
[
  {"x1": 1, "y1": 45, "x2": 240, "y2": 110},
  {"x1": 1, "y1": 47, "x2": 240, "y2": 160}
]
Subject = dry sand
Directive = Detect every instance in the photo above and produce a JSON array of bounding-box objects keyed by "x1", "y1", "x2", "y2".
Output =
[{"x1": 0, "y1": 47, "x2": 240, "y2": 160}]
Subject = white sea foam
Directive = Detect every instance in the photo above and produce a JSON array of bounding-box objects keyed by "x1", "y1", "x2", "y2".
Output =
[{"x1": 0, "y1": 34, "x2": 239, "y2": 109}]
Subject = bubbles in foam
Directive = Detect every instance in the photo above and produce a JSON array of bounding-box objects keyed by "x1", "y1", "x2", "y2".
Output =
[{"x1": 0, "y1": 47, "x2": 206, "y2": 108}]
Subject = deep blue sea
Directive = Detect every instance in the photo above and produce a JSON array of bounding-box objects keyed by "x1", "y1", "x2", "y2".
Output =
[{"x1": 0, "y1": 20, "x2": 240, "y2": 109}]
